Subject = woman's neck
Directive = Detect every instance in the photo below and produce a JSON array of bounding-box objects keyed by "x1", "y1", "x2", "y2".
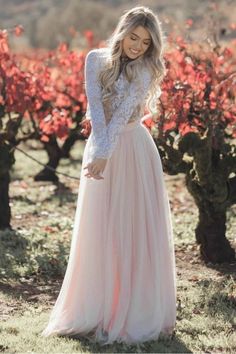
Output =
[{"x1": 119, "y1": 54, "x2": 131, "y2": 74}]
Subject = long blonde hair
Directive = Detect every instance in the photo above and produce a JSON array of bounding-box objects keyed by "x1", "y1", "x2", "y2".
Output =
[{"x1": 99, "y1": 6, "x2": 166, "y2": 113}]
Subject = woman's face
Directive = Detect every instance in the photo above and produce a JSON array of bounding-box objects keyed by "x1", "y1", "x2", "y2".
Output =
[{"x1": 122, "y1": 25, "x2": 151, "y2": 59}]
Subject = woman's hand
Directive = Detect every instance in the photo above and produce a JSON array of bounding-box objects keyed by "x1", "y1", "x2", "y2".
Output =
[{"x1": 84, "y1": 158, "x2": 108, "y2": 180}]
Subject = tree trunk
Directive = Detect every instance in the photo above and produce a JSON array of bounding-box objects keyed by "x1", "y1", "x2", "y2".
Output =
[
  {"x1": 0, "y1": 171, "x2": 11, "y2": 229},
  {"x1": 0, "y1": 143, "x2": 15, "y2": 229},
  {"x1": 61, "y1": 131, "x2": 81, "y2": 158},
  {"x1": 195, "y1": 205, "x2": 235, "y2": 263},
  {"x1": 185, "y1": 170, "x2": 236, "y2": 264},
  {"x1": 34, "y1": 136, "x2": 61, "y2": 182}
]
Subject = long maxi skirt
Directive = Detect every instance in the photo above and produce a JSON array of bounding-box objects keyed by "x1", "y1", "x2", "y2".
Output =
[{"x1": 42, "y1": 119, "x2": 177, "y2": 345}]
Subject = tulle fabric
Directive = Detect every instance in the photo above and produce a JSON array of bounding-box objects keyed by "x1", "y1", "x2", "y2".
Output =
[{"x1": 42, "y1": 120, "x2": 176, "y2": 345}]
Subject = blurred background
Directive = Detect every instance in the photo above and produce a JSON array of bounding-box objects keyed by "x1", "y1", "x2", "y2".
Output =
[{"x1": 0, "y1": 0, "x2": 235, "y2": 49}]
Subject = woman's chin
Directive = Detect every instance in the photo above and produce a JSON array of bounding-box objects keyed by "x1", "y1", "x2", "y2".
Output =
[
  {"x1": 126, "y1": 53, "x2": 142, "y2": 60},
  {"x1": 123, "y1": 49, "x2": 141, "y2": 59}
]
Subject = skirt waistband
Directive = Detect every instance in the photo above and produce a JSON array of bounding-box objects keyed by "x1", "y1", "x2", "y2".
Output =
[{"x1": 122, "y1": 119, "x2": 142, "y2": 132}]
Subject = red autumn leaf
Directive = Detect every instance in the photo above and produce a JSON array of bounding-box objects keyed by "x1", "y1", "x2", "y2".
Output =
[
  {"x1": 84, "y1": 30, "x2": 94, "y2": 48},
  {"x1": 41, "y1": 134, "x2": 50, "y2": 142},
  {"x1": 13, "y1": 25, "x2": 24, "y2": 37},
  {"x1": 58, "y1": 42, "x2": 68, "y2": 53},
  {"x1": 186, "y1": 19, "x2": 193, "y2": 27},
  {"x1": 80, "y1": 118, "x2": 91, "y2": 137}
]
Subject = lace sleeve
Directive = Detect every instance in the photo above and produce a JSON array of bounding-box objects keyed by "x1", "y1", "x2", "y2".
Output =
[
  {"x1": 85, "y1": 50, "x2": 109, "y2": 162},
  {"x1": 105, "y1": 67, "x2": 152, "y2": 158}
]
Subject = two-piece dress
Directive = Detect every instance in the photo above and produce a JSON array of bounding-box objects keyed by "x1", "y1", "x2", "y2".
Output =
[{"x1": 42, "y1": 47, "x2": 176, "y2": 345}]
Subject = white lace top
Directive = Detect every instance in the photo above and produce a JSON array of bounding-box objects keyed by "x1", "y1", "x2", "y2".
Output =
[{"x1": 84, "y1": 47, "x2": 154, "y2": 162}]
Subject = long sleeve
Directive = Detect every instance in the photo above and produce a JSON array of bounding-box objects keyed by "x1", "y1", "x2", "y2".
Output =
[
  {"x1": 105, "y1": 67, "x2": 152, "y2": 158},
  {"x1": 84, "y1": 49, "x2": 109, "y2": 162}
]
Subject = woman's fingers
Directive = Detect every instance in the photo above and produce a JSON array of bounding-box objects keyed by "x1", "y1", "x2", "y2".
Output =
[
  {"x1": 84, "y1": 164, "x2": 98, "y2": 174},
  {"x1": 83, "y1": 161, "x2": 105, "y2": 180},
  {"x1": 85, "y1": 172, "x2": 104, "y2": 180},
  {"x1": 84, "y1": 166, "x2": 104, "y2": 180}
]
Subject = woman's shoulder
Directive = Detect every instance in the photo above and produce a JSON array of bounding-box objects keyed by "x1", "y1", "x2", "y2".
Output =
[{"x1": 85, "y1": 47, "x2": 110, "y2": 65}]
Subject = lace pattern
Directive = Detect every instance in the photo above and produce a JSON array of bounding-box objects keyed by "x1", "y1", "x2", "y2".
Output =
[{"x1": 85, "y1": 48, "x2": 153, "y2": 162}]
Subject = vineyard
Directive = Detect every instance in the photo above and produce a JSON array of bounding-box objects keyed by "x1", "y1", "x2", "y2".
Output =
[{"x1": 0, "y1": 21, "x2": 236, "y2": 353}]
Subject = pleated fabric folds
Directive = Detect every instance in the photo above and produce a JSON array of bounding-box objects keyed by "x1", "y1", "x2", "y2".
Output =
[{"x1": 42, "y1": 120, "x2": 176, "y2": 345}]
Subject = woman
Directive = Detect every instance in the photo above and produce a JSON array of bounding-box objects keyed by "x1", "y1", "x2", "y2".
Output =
[{"x1": 42, "y1": 6, "x2": 176, "y2": 345}]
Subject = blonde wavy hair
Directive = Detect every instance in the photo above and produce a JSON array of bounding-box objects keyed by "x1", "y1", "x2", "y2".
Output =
[{"x1": 99, "y1": 6, "x2": 166, "y2": 114}]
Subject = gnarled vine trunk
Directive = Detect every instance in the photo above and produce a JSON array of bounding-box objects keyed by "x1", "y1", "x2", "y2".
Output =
[
  {"x1": 0, "y1": 143, "x2": 15, "y2": 229},
  {"x1": 186, "y1": 175, "x2": 236, "y2": 263},
  {"x1": 154, "y1": 128, "x2": 236, "y2": 264},
  {"x1": 34, "y1": 124, "x2": 85, "y2": 182},
  {"x1": 34, "y1": 136, "x2": 61, "y2": 182},
  {"x1": 0, "y1": 171, "x2": 11, "y2": 229}
]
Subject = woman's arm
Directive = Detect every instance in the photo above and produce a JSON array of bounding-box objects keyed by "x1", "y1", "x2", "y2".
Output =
[{"x1": 85, "y1": 50, "x2": 109, "y2": 162}]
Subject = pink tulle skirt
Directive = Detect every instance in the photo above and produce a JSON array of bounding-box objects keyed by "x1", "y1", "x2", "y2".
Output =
[{"x1": 42, "y1": 119, "x2": 176, "y2": 345}]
